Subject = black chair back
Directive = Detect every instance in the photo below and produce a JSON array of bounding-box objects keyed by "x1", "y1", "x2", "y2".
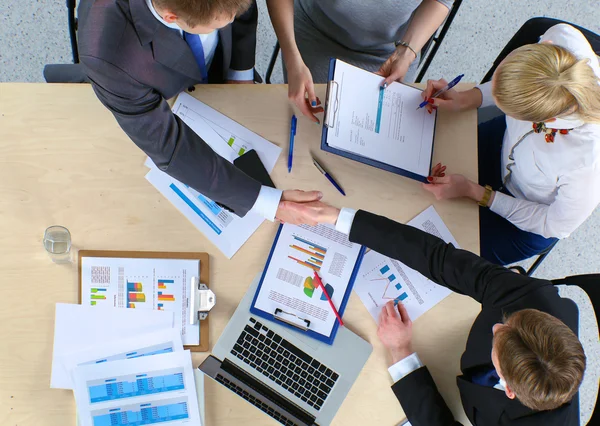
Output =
[
  {"x1": 481, "y1": 17, "x2": 600, "y2": 84},
  {"x1": 553, "y1": 274, "x2": 600, "y2": 425}
]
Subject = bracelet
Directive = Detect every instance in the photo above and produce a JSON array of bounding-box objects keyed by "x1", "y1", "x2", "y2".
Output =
[
  {"x1": 478, "y1": 185, "x2": 493, "y2": 207},
  {"x1": 394, "y1": 40, "x2": 417, "y2": 59}
]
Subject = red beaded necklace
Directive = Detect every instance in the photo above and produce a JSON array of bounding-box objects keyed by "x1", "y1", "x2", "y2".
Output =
[{"x1": 532, "y1": 122, "x2": 573, "y2": 143}]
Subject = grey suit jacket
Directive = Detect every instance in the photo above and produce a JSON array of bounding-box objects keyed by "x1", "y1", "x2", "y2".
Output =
[{"x1": 77, "y1": 0, "x2": 261, "y2": 216}]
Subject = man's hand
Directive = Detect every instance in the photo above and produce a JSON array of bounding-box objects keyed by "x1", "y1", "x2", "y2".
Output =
[
  {"x1": 378, "y1": 301, "x2": 414, "y2": 364},
  {"x1": 279, "y1": 200, "x2": 341, "y2": 225},
  {"x1": 275, "y1": 190, "x2": 324, "y2": 225}
]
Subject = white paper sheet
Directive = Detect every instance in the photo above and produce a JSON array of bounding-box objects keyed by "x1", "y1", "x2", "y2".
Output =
[
  {"x1": 51, "y1": 304, "x2": 174, "y2": 389},
  {"x1": 172, "y1": 92, "x2": 282, "y2": 171},
  {"x1": 326, "y1": 60, "x2": 437, "y2": 177},
  {"x1": 144, "y1": 162, "x2": 264, "y2": 259},
  {"x1": 253, "y1": 223, "x2": 362, "y2": 337},
  {"x1": 80, "y1": 257, "x2": 200, "y2": 346},
  {"x1": 73, "y1": 350, "x2": 201, "y2": 426},
  {"x1": 61, "y1": 329, "x2": 184, "y2": 390},
  {"x1": 354, "y1": 206, "x2": 457, "y2": 323}
]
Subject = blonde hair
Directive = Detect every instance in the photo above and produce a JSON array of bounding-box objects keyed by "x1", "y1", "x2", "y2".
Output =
[
  {"x1": 492, "y1": 43, "x2": 600, "y2": 123},
  {"x1": 494, "y1": 309, "x2": 585, "y2": 411}
]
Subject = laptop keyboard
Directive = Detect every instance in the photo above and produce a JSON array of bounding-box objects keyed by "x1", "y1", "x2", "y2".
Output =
[{"x1": 230, "y1": 318, "x2": 339, "y2": 411}]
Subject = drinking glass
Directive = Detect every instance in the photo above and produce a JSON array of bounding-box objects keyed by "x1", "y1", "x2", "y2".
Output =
[{"x1": 43, "y1": 226, "x2": 72, "y2": 263}]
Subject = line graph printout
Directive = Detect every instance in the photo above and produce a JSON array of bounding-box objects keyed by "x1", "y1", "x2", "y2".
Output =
[
  {"x1": 326, "y1": 60, "x2": 436, "y2": 177},
  {"x1": 354, "y1": 206, "x2": 457, "y2": 323},
  {"x1": 254, "y1": 223, "x2": 362, "y2": 337},
  {"x1": 80, "y1": 257, "x2": 200, "y2": 345},
  {"x1": 73, "y1": 351, "x2": 201, "y2": 426}
]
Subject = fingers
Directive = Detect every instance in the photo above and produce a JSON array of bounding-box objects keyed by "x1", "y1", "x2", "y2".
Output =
[
  {"x1": 422, "y1": 79, "x2": 448, "y2": 100},
  {"x1": 396, "y1": 302, "x2": 412, "y2": 325},
  {"x1": 427, "y1": 176, "x2": 451, "y2": 185},
  {"x1": 385, "y1": 300, "x2": 400, "y2": 318},
  {"x1": 305, "y1": 80, "x2": 318, "y2": 111},
  {"x1": 283, "y1": 190, "x2": 323, "y2": 203},
  {"x1": 430, "y1": 163, "x2": 447, "y2": 177}
]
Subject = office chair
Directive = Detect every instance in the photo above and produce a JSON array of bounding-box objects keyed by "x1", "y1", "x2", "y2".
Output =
[
  {"x1": 478, "y1": 17, "x2": 600, "y2": 276},
  {"x1": 553, "y1": 273, "x2": 600, "y2": 426},
  {"x1": 264, "y1": 0, "x2": 463, "y2": 84}
]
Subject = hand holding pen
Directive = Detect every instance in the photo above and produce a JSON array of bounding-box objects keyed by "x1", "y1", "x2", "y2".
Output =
[{"x1": 419, "y1": 75, "x2": 467, "y2": 114}]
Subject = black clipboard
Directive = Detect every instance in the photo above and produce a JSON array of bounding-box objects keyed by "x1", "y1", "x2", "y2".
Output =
[{"x1": 321, "y1": 58, "x2": 437, "y2": 183}]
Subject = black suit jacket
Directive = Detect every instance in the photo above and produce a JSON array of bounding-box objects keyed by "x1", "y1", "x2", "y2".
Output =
[
  {"x1": 77, "y1": 0, "x2": 261, "y2": 216},
  {"x1": 349, "y1": 210, "x2": 580, "y2": 426}
]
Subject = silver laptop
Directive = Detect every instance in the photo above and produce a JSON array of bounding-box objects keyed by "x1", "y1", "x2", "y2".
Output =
[{"x1": 199, "y1": 274, "x2": 372, "y2": 426}]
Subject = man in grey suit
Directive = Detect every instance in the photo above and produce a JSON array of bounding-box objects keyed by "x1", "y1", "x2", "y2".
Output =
[{"x1": 78, "y1": 0, "x2": 322, "y2": 224}]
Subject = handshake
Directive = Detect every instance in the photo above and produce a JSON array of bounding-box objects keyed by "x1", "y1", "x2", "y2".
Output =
[{"x1": 274, "y1": 190, "x2": 341, "y2": 226}]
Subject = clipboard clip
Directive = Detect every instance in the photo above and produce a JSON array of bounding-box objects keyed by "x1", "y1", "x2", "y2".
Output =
[
  {"x1": 273, "y1": 308, "x2": 311, "y2": 331},
  {"x1": 324, "y1": 80, "x2": 340, "y2": 129},
  {"x1": 190, "y1": 276, "x2": 216, "y2": 324}
]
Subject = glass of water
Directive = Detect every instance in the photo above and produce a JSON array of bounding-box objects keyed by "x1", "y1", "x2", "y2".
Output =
[{"x1": 43, "y1": 225, "x2": 72, "y2": 263}]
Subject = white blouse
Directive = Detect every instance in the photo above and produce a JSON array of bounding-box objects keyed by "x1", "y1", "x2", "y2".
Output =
[{"x1": 477, "y1": 24, "x2": 600, "y2": 239}]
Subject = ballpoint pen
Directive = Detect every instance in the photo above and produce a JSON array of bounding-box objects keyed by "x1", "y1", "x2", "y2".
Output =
[
  {"x1": 312, "y1": 158, "x2": 346, "y2": 196},
  {"x1": 288, "y1": 115, "x2": 297, "y2": 173},
  {"x1": 416, "y1": 74, "x2": 465, "y2": 110},
  {"x1": 313, "y1": 271, "x2": 344, "y2": 326}
]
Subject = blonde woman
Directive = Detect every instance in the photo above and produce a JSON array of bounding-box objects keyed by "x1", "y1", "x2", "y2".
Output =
[{"x1": 422, "y1": 24, "x2": 600, "y2": 265}]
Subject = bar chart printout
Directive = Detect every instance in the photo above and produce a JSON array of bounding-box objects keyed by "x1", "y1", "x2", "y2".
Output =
[
  {"x1": 80, "y1": 257, "x2": 201, "y2": 345},
  {"x1": 73, "y1": 351, "x2": 201, "y2": 426},
  {"x1": 288, "y1": 235, "x2": 327, "y2": 272}
]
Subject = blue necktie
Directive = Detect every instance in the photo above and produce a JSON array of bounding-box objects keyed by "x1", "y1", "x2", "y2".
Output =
[
  {"x1": 183, "y1": 32, "x2": 208, "y2": 82},
  {"x1": 471, "y1": 368, "x2": 500, "y2": 387}
]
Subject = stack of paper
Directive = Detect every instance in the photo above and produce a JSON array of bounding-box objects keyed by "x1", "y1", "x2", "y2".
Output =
[
  {"x1": 50, "y1": 304, "x2": 203, "y2": 426},
  {"x1": 145, "y1": 93, "x2": 282, "y2": 259},
  {"x1": 353, "y1": 206, "x2": 456, "y2": 323}
]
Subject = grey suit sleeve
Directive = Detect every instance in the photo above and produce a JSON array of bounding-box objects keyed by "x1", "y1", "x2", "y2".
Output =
[{"x1": 80, "y1": 56, "x2": 262, "y2": 216}]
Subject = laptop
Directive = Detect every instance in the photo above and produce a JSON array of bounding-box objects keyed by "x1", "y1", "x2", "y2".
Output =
[{"x1": 199, "y1": 274, "x2": 372, "y2": 425}]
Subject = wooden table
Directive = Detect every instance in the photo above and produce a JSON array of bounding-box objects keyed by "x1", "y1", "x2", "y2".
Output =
[{"x1": 0, "y1": 83, "x2": 481, "y2": 426}]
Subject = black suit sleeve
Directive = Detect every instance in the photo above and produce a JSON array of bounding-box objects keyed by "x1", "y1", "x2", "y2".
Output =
[
  {"x1": 230, "y1": 0, "x2": 258, "y2": 71},
  {"x1": 393, "y1": 368, "x2": 462, "y2": 426},
  {"x1": 349, "y1": 210, "x2": 548, "y2": 308},
  {"x1": 80, "y1": 56, "x2": 262, "y2": 216}
]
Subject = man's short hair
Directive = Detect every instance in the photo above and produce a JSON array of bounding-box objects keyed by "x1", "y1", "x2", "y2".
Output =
[
  {"x1": 154, "y1": 0, "x2": 253, "y2": 27},
  {"x1": 494, "y1": 309, "x2": 586, "y2": 411}
]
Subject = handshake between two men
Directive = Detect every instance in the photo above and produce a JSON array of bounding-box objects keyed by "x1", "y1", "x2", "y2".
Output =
[{"x1": 275, "y1": 190, "x2": 340, "y2": 226}]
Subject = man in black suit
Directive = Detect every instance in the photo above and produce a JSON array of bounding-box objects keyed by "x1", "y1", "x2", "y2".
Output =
[
  {"x1": 77, "y1": 0, "x2": 321, "y2": 223},
  {"x1": 288, "y1": 202, "x2": 586, "y2": 425}
]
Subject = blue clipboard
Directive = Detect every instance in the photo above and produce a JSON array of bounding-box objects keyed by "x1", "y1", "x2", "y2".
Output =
[
  {"x1": 321, "y1": 58, "x2": 437, "y2": 183},
  {"x1": 250, "y1": 224, "x2": 367, "y2": 345}
]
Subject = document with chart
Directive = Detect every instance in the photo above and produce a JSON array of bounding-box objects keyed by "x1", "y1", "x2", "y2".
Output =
[
  {"x1": 80, "y1": 256, "x2": 200, "y2": 345},
  {"x1": 354, "y1": 206, "x2": 457, "y2": 323},
  {"x1": 323, "y1": 59, "x2": 437, "y2": 180},
  {"x1": 72, "y1": 350, "x2": 202, "y2": 426},
  {"x1": 252, "y1": 223, "x2": 364, "y2": 340}
]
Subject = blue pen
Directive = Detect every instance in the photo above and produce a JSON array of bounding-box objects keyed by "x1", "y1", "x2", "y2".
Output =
[
  {"x1": 288, "y1": 115, "x2": 297, "y2": 173},
  {"x1": 313, "y1": 158, "x2": 346, "y2": 196},
  {"x1": 416, "y1": 74, "x2": 465, "y2": 110}
]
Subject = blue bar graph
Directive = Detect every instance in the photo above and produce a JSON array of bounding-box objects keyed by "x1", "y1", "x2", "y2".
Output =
[
  {"x1": 88, "y1": 370, "x2": 184, "y2": 403},
  {"x1": 375, "y1": 88, "x2": 384, "y2": 133},
  {"x1": 380, "y1": 265, "x2": 390, "y2": 274},
  {"x1": 169, "y1": 184, "x2": 222, "y2": 235},
  {"x1": 92, "y1": 398, "x2": 189, "y2": 426}
]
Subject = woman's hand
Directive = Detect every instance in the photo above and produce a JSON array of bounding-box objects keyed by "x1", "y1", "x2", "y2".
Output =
[
  {"x1": 286, "y1": 58, "x2": 324, "y2": 124},
  {"x1": 422, "y1": 79, "x2": 483, "y2": 114},
  {"x1": 421, "y1": 163, "x2": 475, "y2": 200},
  {"x1": 377, "y1": 47, "x2": 416, "y2": 86}
]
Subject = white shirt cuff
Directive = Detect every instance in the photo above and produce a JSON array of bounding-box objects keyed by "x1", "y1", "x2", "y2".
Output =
[
  {"x1": 388, "y1": 353, "x2": 423, "y2": 383},
  {"x1": 475, "y1": 81, "x2": 495, "y2": 108},
  {"x1": 489, "y1": 190, "x2": 513, "y2": 218},
  {"x1": 334, "y1": 208, "x2": 357, "y2": 235},
  {"x1": 226, "y1": 68, "x2": 254, "y2": 81},
  {"x1": 250, "y1": 186, "x2": 282, "y2": 221}
]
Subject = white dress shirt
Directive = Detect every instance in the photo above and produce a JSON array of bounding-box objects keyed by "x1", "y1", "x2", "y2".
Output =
[
  {"x1": 477, "y1": 24, "x2": 600, "y2": 239},
  {"x1": 334, "y1": 208, "x2": 507, "y2": 389},
  {"x1": 146, "y1": 0, "x2": 281, "y2": 220}
]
